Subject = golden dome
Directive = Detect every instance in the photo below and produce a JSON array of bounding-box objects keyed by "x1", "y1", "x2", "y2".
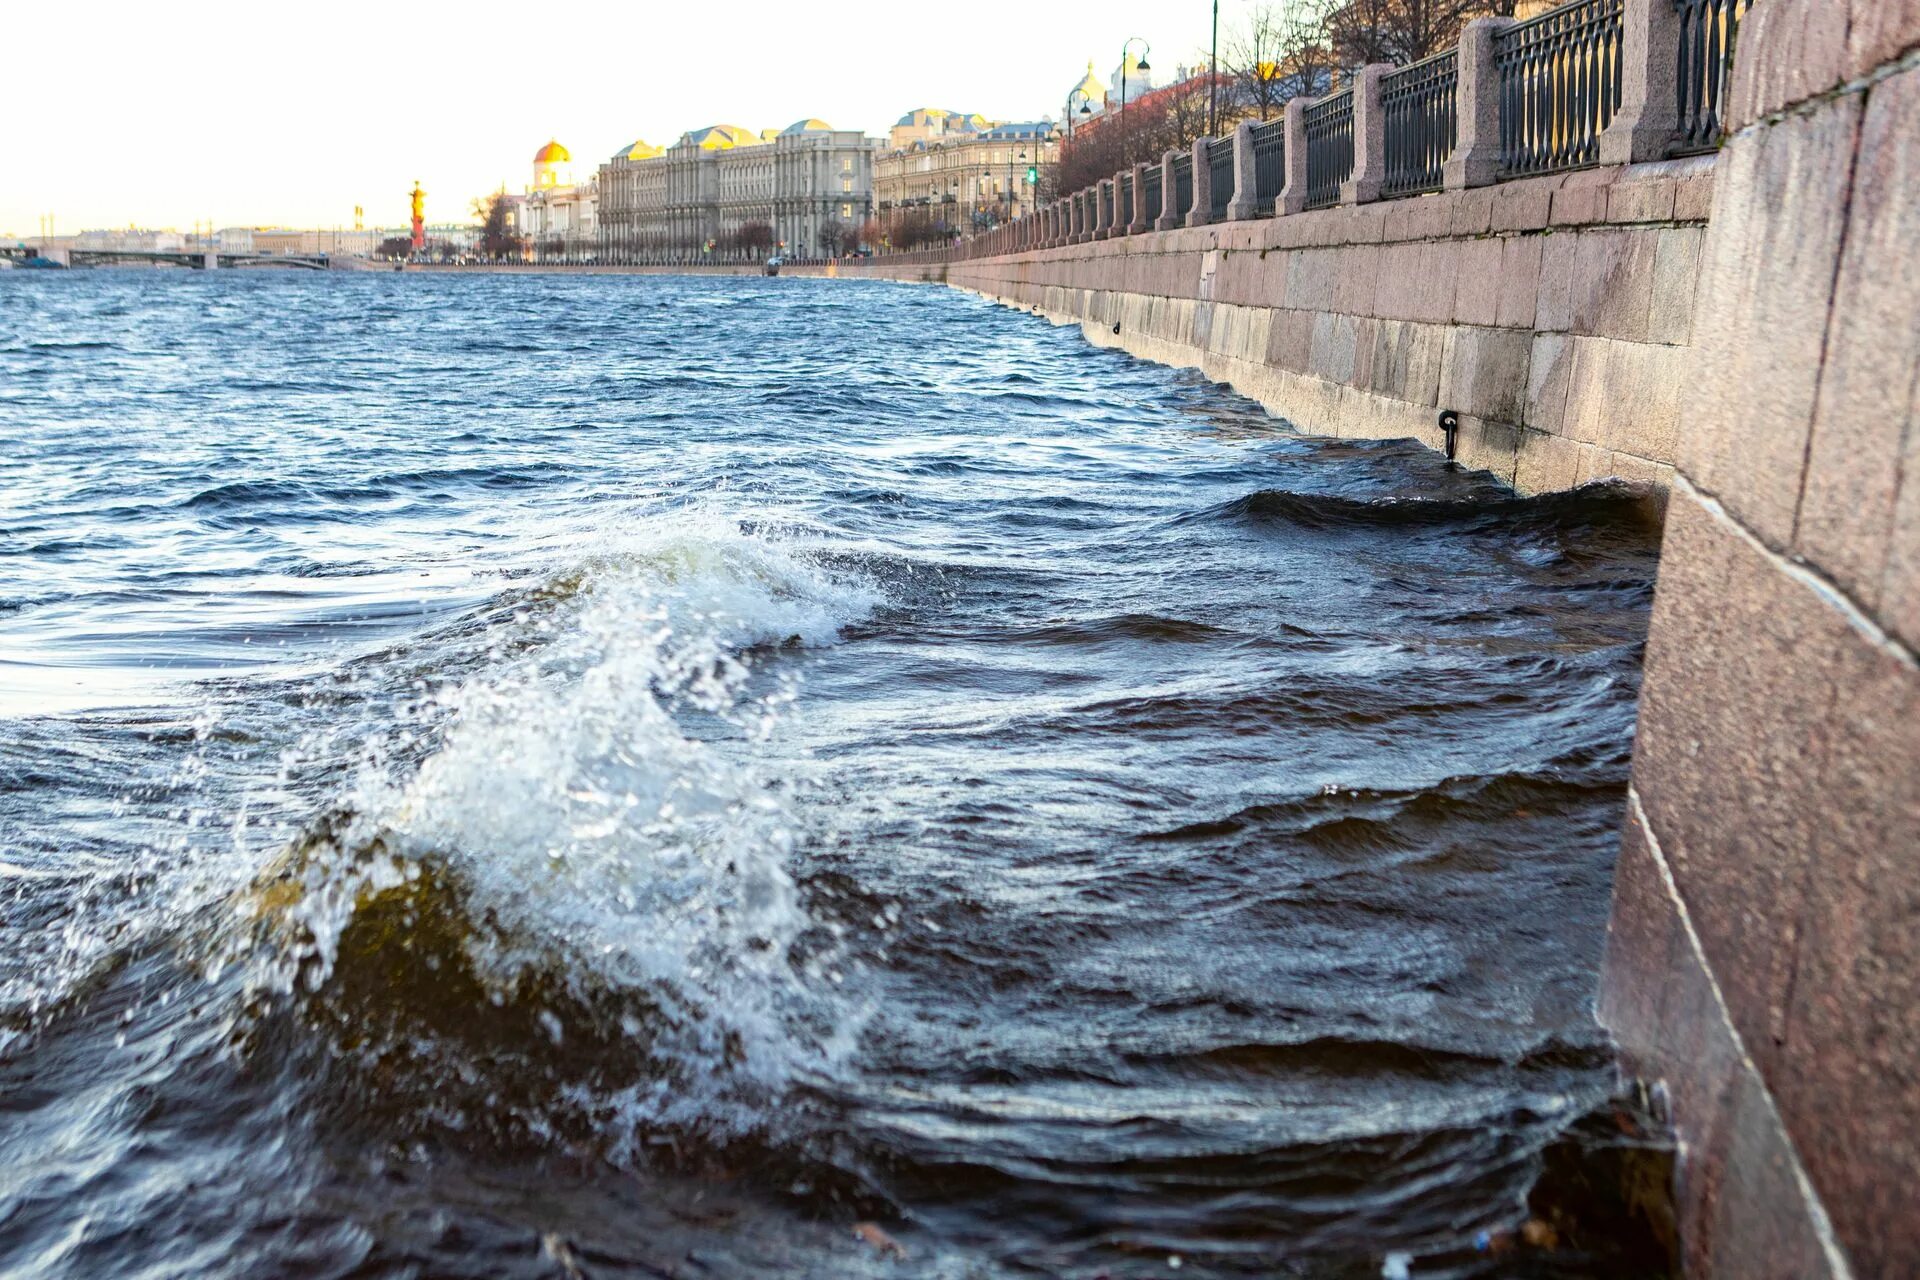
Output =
[
  {"x1": 1072, "y1": 61, "x2": 1104, "y2": 103},
  {"x1": 533, "y1": 139, "x2": 571, "y2": 164}
]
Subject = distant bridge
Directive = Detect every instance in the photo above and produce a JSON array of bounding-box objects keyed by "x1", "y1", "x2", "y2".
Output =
[{"x1": 1, "y1": 245, "x2": 334, "y2": 270}]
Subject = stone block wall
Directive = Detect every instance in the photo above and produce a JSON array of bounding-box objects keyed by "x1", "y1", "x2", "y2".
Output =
[
  {"x1": 846, "y1": 158, "x2": 1714, "y2": 496},
  {"x1": 1599, "y1": 2, "x2": 1920, "y2": 1276}
]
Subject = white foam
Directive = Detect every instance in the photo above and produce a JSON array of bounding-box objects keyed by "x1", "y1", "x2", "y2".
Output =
[{"x1": 254, "y1": 508, "x2": 882, "y2": 1128}]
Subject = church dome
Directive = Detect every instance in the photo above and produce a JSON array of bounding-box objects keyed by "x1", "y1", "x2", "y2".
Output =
[
  {"x1": 1070, "y1": 61, "x2": 1104, "y2": 104},
  {"x1": 533, "y1": 139, "x2": 571, "y2": 164},
  {"x1": 781, "y1": 118, "x2": 834, "y2": 136}
]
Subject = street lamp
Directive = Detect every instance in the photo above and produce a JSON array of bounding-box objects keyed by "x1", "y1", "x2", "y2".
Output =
[
  {"x1": 1120, "y1": 38, "x2": 1151, "y2": 168},
  {"x1": 1209, "y1": 0, "x2": 1220, "y2": 136},
  {"x1": 1065, "y1": 88, "x2": 1093, "y2": 141}
]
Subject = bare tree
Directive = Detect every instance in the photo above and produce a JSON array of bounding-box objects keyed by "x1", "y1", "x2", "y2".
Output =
[
  {"x1": 1223, "y1": 3, "x2": 1337, "y2": 121},
  {"x1": 1317, "y1": 0, "x2": 1505, "y2": 67},
  {"x1": 735, "y1": 220, "x2": 774, "y2": 256},
  {"x1": 471, "y1": 190, "x2": 524, "y2": 260}
]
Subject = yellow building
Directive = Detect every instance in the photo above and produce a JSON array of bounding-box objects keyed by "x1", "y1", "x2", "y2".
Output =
[
  {"x1": 518, "y1": 139, "x2": 598, "y2": 259},
  {"x1": 875, "y1": 117, "x2": 1059, "y2": 241}
]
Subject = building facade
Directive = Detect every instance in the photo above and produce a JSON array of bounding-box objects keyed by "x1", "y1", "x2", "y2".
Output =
[
  {"x1": 597, "y1": 120, "x2": 877, "y2": 261},
  {"x1": 874, "y1": 114, "x2": 1059, "y2": 245},
  {"x1": 517, "y1": 140, "x2": 599, "y2": 259}
]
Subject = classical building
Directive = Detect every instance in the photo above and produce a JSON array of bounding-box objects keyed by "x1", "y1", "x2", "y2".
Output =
[
  {"x1": 517, "y1": 140, "x2": 598, "y2": 259},
  {"x1": 597, "y1": 119, "x2": 877, "y2": 261},
  {"x1": 887, "y1": 107, "x2": 991, "y2": 151},
  {"x1": 874, "y1": 113, "x2": 1059, "y2": 244},
  {"x1": 598, "y1": 138, "x2": 669, "y2": 257}
]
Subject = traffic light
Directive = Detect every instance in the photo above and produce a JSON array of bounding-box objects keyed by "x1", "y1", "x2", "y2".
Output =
[{"x1": 1025, "y1": 165, "x2": 1038, "y2": 186}]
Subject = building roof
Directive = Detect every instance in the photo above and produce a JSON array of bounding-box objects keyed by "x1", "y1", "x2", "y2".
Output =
[
  {"x1": 981, "y1": 121, "x2": 1055, "y2": 140},
  {"x1": 894, "y1": 107, "x2": 988, "y2": 131},
  {"x1": 781, "y1": 118, "x2": 834, "y2": 135},
  {"x1": 612, "y1": 139, "x2": 663, "y2": 161},
  {"x1": 682, "y1": 124, "x2": 759, "y2": 149},
  {"x1": 533, "y1": 139, "x2": 571, "y2": 163}
]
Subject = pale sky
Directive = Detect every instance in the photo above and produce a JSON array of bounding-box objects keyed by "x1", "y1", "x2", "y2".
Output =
[{"x1": 1, "y1": 0, "x2": 1238, "y2": 236}]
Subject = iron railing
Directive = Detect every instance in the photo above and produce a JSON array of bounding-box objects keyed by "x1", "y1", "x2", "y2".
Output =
[
  {"x1": 1171, "y1": 152, "x2": 1194, "y2": 221},
  {"x1": 1252, "y1": 119, "x2": 1286, "y2": 208},
  {"x1": 894, "y1": 0, "x2": 1759, "y2": 261},
  {"x1": 1383, "y1": 50, "x2": 1459, "y2": 197},
  {"x1": 1674, "y1": 0, "x2": 1752, "y2": 153},
  {"x1": 1208, "y1": 136, "x2": 1236, "y2": 220},
  {"x1": 1305, "y1": 90, "x2": 1355, "y2": 210},
  {"x1": 1495, "y1": 0, "x2": 1625, "y2": 177}
]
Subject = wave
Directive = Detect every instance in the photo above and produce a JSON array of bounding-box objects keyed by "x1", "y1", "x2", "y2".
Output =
[
  {"x1": 83, "y1": 514, "x2": 887, "y2": 1154},
  {"x1": 1200, "y1": 479, "x2": 1661, "y2": 535},
  {"x1": 177, "y1": 466, "x2": 566, "y2": 513}
]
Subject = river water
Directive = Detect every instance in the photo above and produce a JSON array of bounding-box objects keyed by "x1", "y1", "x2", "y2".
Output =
[{"x1": 0, "y1": 272, "x2": 1663, "y2": 1279}]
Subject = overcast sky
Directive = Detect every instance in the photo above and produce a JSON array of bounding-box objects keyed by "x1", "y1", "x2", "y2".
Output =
[{"x1": 1, "y1": 0, "x2": 1237, "y2": 236}]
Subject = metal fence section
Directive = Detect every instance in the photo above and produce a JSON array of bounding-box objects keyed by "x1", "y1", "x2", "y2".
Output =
[
  {"x1": 1495, "y1": 0, "x2": 1625, "y2": 178},
  {"x1": 1120, "y1": 172, "x2": 1136, "y2": 229},
  {"x1": 1171, "y1": 153, "x2": 1194, "y2": 222},
  {"x1": 1207, "y1": 136, "x2": 1236, "y2": 221},
  {"x1": 1144, "y1": 166, "x2": 1164, "y2": 224},
  {"x1": 1304, "y1": 90, "x2": 1355, "y2": 210},
  {"x1": 1252, "y1": 119, "x2": 1286, "y2": 208},
  {"x1": 1673, "y1": 0, "x2": 1753, "y2": 153},
  {"x1": 1382, "y1": 50, "x2": 1459, "y2": 197}
]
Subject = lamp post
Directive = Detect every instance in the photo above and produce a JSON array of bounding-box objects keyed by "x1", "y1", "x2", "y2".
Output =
[
  {"x1": 1065, "y1": 88, "x2": 1092, "y2": 141},
  {"x1": 1209, "y1": 0, "x2": 1220, "y2": 136},
  {"x1": 1120, "y1": 38, "x2": 1151, "y2": 167}
]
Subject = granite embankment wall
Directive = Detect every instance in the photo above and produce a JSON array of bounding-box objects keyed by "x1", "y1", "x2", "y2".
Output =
[
  {"x1": 1596, "y1": 4, "x2": 1920, "y2": 1277},
  {"x1": 845, "y1": 159, "x2": 1714, "y2": 497}
]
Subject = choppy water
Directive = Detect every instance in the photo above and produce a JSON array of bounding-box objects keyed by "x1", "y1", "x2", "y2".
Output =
[{"x1": 0, "y1": 271, "x2": 1664, "y2": 1279}]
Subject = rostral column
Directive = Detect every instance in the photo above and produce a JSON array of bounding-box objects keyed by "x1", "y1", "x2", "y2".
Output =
[{"x1": 410, "y1": 181, "x2": 426, "y2": 252}]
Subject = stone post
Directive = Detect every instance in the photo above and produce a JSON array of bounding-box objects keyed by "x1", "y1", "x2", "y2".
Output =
[
  {"x1": 1276, "y1": 97, "x2": 1312, "y2": 215},
  {"x1": 1342, "y1": 63, "x2": 1393, "y2": 205},
  {"x1": 1444, "y1": 18, "x2": 1514, "y2": 190},
  {"x1": 1154, "y1": 151, "x2": 1182, "y2": 230},
  {"x1": 1072, "y1": 191, "x2": 1089, "y2": 244},
  {"x1": 1225, "y1": 121, "x2": 1260, "y2": 221},
  {"x1": 1599, "y1": 0, "x2": 1683, "y2": 165},
  {"x1": 1095, "y1": 179, "x2": 1114, "y2": 240},
  {"x1": 1128, "y1": 162, "x2": 1152, "y2": 234},
  {"x1": 1186, "y1": 136, "x2": 1213, "y2": 227}
]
